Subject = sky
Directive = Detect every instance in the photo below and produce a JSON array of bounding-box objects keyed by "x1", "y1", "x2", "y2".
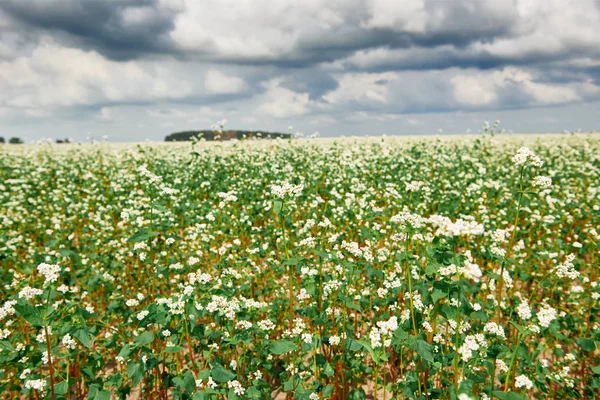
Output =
[{"x1": 1, "y1": 0, "x2": 599, "y2": 142}]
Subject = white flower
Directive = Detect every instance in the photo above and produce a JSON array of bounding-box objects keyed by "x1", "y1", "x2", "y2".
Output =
[
  {"x1": 62, "y1": 334, "x2": 77, "y2": 350},
  {"x1": 515, "y1": 374, "x2": 533, "y2": 390},
  {"x1": 18, "y1": 286, "x2": 43, "y2": 300},
  {"x1": 137, "y1": 310, "x2": 149, "y2": 320},
  {"x1": 37, "y1": 263, "x2": 61, "y2": 285},
  {"x1": 511, "y1": 147, "x2": 543, "y2": 167},
  {"x1": 302, "y1": 333, "x2": 313, "y2": 344},
  {"x1": 270, "y1": 182, "x2": 304, "y2": 199},
  {"x1": 532, "y1": 176, "x2": 552, "y2": 188},
  {"x1": 24, "y1": 379, "x2": 47, "y2": 391},
  {"x1": 537, "y1": 304, "x2": 557, "y2": 328},
  {"x1": 516, "y1": 299, "x2": 532, "y2": 320},
  {"x1": 328, "y1": 335, "x2": 341, "y2": 346},
  {"x1": 227, "y1": 380, "x2": 245, "y2": 396}
]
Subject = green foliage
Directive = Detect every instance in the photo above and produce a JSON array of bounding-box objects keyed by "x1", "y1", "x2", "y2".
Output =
[
  {"x1": 164, "y1": 129, "x2": 292, "y2": 142},
  {"x1": 0, "y1": 134, "x2": 598, "y2": 399}
]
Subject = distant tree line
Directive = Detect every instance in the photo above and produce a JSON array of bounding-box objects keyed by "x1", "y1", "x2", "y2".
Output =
[
  {"x1": 0, "y1": 137, "x2": 24, "y2": 144},
  {"x1": 0, "y1": 137, "x2": 73, "y2": 144},
  {"x1": 165, "y1": 130, "x2": 292, "y2": 142}
]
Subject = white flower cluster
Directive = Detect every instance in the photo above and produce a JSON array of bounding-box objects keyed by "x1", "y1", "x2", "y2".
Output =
[
  {"x1": 37, "y1": 263, "x2": 61, "y2": 285},
  {"x1": 328, "y1": 335, "x2": 341, "y2": 346},
  {"x1": 270, "y1": 182, "x2": 304, "y2": 199},
  {"x1": 483, "y1": 322, "x2": 506, "y2": 338},
  {"x1": 516, "y1": 298, "x2": 532, "y2": 320},
  {"x1": 187, "y1": 271, "x2": 213, "y2": 285},
  {"x1": 227, "y1": 380, "x2": 245, "y2": 396},
  {"x1": 428, "y1": 215, "x2": 484, "y2": 237},
  {"x1": 18, "y1": 286, "x2": 43, "y2": 300},
  {"x1": 537, "y1": 304, "x2": 557, "y2": 328},
  {"x1": 0, "y1": 300, "x2": 17, "y2": 321},
  {"x1": 369, "y1": 316, "x2": 398, "y2": 348},
  {"x1": 205, "y1": 296, "x2": 239, "y2": 319},
  {"x1": 24, "y1": 379, "x2": 47, "y2": 392},
  {"x1": 515, "y1": 374, "x2": 533, "y2": 390},
  {"x1": 554, "y1": 254, "x2": 579, "y2": 279},
  {"x1": 235, "y1": 320, "x2": 253, "y2": 330},
  {"x1": 257, "y1": 319, "x2": 276, "y2": 331},
  {"x1": 390, "y1": 210, "x2": 426, "y2": 229},
  {"x1": 137, "y1": 310, "x2": 149, "y2": 320},
  {"x1": 532, "y1": 175, "x2": 552, "y2": 188},
  {"x1": 138, "y1": 165, "x2": 178, "y2": 196},
  {"x1": 511, "y1": 147, "x2": 543, "y2": 167},
  {"x1": 406, "y1": 181, "x2": 427, "y2": 192},
  {"x1": 458, "y1": 334, "x2": 487, "y2": 362},
  {"x1": 62, "y1": 333, "x2": 77, "y2": 350}
]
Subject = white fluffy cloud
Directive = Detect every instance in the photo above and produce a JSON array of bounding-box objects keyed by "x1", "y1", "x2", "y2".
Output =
[
  {"x1": 1, "y1": 0, "x2": 600, "y2": 141},
  {"x1": 204, "y1": 69, "x2": 246, "y2": 94},
  {"x1": 257, "y1": 79, "x2": 313, "y2": 118},
  {"x1": 452, "y1": 67, "x2": 583, "y2": 107},
  {"x1": 0, "y1": 39, "x2": 197, "y2": 110},
  {"x1": 323, "y1": 72, "x2": 399, "y2": 104}
]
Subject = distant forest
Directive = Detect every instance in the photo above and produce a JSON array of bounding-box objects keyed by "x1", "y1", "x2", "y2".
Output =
[{"x1": 165, "y1": 130, "x2": 292, "y2": 141}]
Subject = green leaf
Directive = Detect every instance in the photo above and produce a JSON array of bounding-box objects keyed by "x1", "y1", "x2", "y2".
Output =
[
  {"x1": 431, "y1": 289, "x2": 446, "y2": 304},
  {"x1": 411, "y1": 339, "x2": 434, "y2": 363},
  {"x1": 54, "y1": 381, "x2": 68, "y2": 395},
  {"x1": 492, "y1": 391, "x2": 528, "y2": 400},
  {"x1": 283, "y1": 258, "x2": 302, "y2": 266},
  {"x1": 357, "y1": 339, "x2": 377, "y2": 362},
  {"x1": 345, "y1": 301, "x2": 361, "y2": 312},
  {"x1": 163, "y1": 346, "x2": 184, "y2": 353},
  {"x1": 94, "y1": 390, "x2": 112, "y2": 400},
  {"x1": 13, "y1": 302, "x2": 44, "y2": 327},
  {"x1": 58, "y1": 248, "x2": 76, "y2": 259},
  {"x1": 151, "y1": 202, "x2": 169, "y2": 213},
  {"x1": 173, "y1": 371, "x2": 196, "y2": 393},
  {"x1": 392, "y1": 328, "x2": 409, "y2": 345},
  {"x1": 127, "y1": 361, "x2": 144, "y2": 386},
  {"x1": 323, "y1": 363, "x2": 335, "y2": 377},
  {"x1": 509, "y1": 322, "x2": 529, "y2": 337},
  {"x1": 270, "y1": 340, "x2": 298, "y2": 355},
  {"x1": 134, "y1": 331, "x2": 154, "y2": 345},
  {"x1": 591, "y1": 366, "x2": 600, "y2": 375},
  {"x1": 118, "y1": 344, "x2": 136, "y2": 358},
  {"x1": 346, "y1": 339, "x2": 363, "y2": 352},
  {"x1": 273, "y1": 199, "x2": 283, "y2": 215},
  {"x1": 212, "y1": 365, "x2": 236, "y2": 383},
  {"x1": 576, "y1": 338, "x2": 596, "y2": 352},
  {"x1": 72, "y1": 327, "x2": 93, "y2": 349},
  {"x1": 127, "y1": 228, "x2": 159, "y2": 243}
]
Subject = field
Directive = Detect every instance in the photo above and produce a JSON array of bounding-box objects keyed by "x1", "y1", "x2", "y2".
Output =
[{"x1": 1, "y1": 134, "x2": 599, "y2": 400}]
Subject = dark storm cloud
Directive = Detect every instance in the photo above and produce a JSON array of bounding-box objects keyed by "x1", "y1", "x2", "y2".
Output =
[
  {"x1": 0, "y1": 0, "x2": 179, "y2": 60},
  {"x1": 0, "y1": 0, "x2": 520, "y2": 67},
  {"x1": 1, "y1": 0, "x2": 597, "y2": 75},
  {"x1": 1, "y1": 0, "x2": 600, "y2": 142}
]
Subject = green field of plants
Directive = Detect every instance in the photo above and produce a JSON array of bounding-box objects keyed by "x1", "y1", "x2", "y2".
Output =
[{"x1": 1, "y1": 134, "x2": 599, "y2": 400}]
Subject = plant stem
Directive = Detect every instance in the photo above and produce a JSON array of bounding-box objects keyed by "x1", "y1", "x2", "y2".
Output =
[
  {"x1": 44, "y1": 325, "x2": 56, "y2": 400},
  {"x1": 497, "y1": 166, "x2": 525, "y2": 323},
  {"x1": 504, "y1": 333, "x2": 522, "y2": 391}
]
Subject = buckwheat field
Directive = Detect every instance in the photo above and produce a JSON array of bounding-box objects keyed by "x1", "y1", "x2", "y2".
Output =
[{"x1": 1, "y1": 134, "x2": 599, "y2": 400}]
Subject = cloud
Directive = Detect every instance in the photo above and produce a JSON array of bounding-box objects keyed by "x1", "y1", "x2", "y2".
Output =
[
  {"x1": 323, "y1": 72, "x2": 399, "y2": 104},
  {"x1": 0, "y1": 39, "x2": 197, "y2": 111},
  {"x1": 451, "y1": 67, "x2": 585, "y2": 107},
  {"x1": 204, "y1": 69, "x2": 246, "y2": 94},
  {"x1": 257, "y1": 79, "x2": 313, "y2": 118},
  {"x1": 1, "y1": 0, "x2": 600, "y2": 141},
  {"x1": 0, "y1": 0, "x2": 181, "y2": 60}
]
